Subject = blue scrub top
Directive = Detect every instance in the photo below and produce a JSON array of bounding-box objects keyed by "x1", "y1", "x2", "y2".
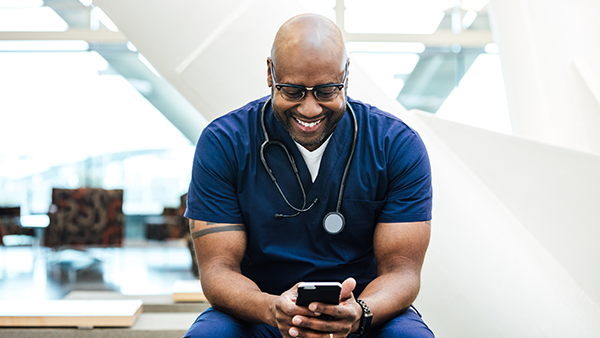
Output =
[{"x1": 185, "y1": 95, "x2": 432, "y2": 296}]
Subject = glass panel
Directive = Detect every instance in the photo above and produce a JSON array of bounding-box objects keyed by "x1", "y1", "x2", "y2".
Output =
[
  {"x1": 297, "y1": 0, "x2": 336, "y2": 22},
  {"x1": 0, "y1": 50, "x2": 193, "y2": 215},
  {"x1": 344, "y1": 0, "x2": 453, "y2": 34},
  {"x1": 0, "y1": 0, "x2": 43, "y2": 8},
  {"x1": 0, "y1": 7, "x2": 68, "y2": 31},
  {"x1": 346, "y1": 41, "x2": 426, "y2": 54},
  {"x1": 0, "y1": 40, "x2": 89, "y2": 51},
  {"x1": 348, "y1": 42, "x2": 421, "y2": 99},
  {"x1": 461, "y1": 0, "x2": 488, "y2": 11}
]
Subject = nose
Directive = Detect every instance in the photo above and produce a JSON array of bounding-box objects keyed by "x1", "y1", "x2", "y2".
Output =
[{"x1": 296, "y1": 91, "x2": 322, "y2": 119}]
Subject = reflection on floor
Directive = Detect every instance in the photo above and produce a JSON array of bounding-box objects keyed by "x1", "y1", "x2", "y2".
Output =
[{"x1": 0, "y1": 239, "x2": 196, "y2": 301}]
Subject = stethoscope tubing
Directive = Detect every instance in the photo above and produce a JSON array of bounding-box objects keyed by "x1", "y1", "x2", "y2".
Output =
[{"x1": 259, "y1": 97, "x2": 358, "y2": 225}]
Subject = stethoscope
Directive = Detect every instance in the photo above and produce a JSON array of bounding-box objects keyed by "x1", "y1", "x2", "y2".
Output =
[{"x1": 259, "y1": 97, "x2": 358, "y2": 235}]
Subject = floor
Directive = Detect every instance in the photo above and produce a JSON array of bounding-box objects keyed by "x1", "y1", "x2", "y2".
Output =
[{"x1": 0, "y1": 239, "x2": 196, "y2": 301}]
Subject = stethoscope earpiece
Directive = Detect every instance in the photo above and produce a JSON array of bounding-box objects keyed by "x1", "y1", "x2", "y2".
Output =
[{"x1": 260, "y1": 98, "x2": 357, "y2": 235}]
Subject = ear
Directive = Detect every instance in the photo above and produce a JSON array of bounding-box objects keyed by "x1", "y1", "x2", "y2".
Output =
[
  {"x1": 267, "y1": 57, "x2": 273, "y2": 88},
  {"x1": 345, "y1": 59, "x2": 350, "y2": 89}
]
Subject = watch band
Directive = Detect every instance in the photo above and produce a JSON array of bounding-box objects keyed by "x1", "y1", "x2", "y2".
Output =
[{"x1": 355, "y1": 299, "x2": 373, "y2": 337}]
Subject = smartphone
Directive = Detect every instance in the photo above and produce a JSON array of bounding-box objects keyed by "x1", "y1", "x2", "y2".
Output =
[{"x1": 296, "y1": 282, "x2": 342, "y2": 307}]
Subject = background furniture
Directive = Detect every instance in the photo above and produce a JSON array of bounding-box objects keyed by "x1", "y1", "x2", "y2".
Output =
[
  {"x1": 44, "y1": 188, "x2": 124, "y2": 248},
  {"x1": 0, "y1": 206, "x2": 35, "y2": 246},
  {"x1": 43, "y1": 188, "x2": 124, "y2": 284}
]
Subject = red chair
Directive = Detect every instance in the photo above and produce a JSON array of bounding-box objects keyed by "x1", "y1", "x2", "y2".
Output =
[
  {"x1": 44, "y1": 188, "x2": 124, "y2": 248},
  {"x1": 0, "y1": 206, "x2": 35, "y2": 246}
]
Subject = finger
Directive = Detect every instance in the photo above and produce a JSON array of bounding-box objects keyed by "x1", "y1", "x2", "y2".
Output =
[
  {"x1": 340, "y1": 277, "x2": 356, "y2": 301},
  {"x1": 296, "y1": 303, "x2": 325, "y2": 318},
  {"x1": 289, "y1": 326, "x2": 334, "y2": 338},
  {"x1": 292, "y1": 314, "x2": 343, "y2": 335}
]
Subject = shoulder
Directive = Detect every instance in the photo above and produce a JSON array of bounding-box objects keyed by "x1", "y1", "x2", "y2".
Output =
[{"x1": 348, "y1": 97, "x2": 424, "y2": 150}]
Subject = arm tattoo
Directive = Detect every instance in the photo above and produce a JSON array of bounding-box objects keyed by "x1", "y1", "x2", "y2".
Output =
[
  {"x1": 190, "y1": 220, "x2": 220, "y2": 229},
  {"x1": 191, "y1": 225, "x2": 245, "y2": 239}
]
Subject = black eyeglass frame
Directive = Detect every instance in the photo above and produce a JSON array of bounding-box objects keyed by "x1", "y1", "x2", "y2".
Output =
[{"x1": 270, "y1": 61, "x2": 349, "y2": 102}]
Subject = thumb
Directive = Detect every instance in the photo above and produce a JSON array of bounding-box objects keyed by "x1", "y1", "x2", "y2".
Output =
[
  {"x1": 288, "y1": 282, "x2": 303, "y2": 299},
  {"x1": 340, "y1": 277, "x2": 356, "y2": 301}
]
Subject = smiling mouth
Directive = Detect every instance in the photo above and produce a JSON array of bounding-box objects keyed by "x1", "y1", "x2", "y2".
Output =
[{"x1": 295, "y1": 118, "x2": 322, "y2": 128}]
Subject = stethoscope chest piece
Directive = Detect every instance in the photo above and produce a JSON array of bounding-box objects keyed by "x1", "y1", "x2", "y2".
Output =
[{"x1": 323, "y1": 211, "x2": 345, "y2": 235}]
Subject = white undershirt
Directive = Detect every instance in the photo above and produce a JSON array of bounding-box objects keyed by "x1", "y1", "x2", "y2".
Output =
[{"x1": 295, "y1": 136, "x2": 331, "y2": 182}]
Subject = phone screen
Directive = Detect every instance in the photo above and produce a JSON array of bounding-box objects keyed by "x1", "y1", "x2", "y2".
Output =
[{"x1": 296, "y1": 282, "x2": 342, "y2": 307}]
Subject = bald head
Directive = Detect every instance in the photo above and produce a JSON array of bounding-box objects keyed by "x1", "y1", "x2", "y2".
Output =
[
  {"x1": 267, "y1": 14, "x2": 349, "y2": 151},
  {"x1": 271, "y1": 14, "x2": 347, "y2": 73}
]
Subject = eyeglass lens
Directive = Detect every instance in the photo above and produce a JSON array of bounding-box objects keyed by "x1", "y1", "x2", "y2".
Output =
[
  {"x1": 279, "y1": 86, "x2": 340, "y2": 102},
  {"x1": 271, "y1": 61, "x2": 346, "y2": 102}
]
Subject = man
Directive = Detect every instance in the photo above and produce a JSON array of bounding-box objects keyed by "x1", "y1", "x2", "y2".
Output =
[{"x1": 184, "y1": 13, "x2": 434, "y2": 338}]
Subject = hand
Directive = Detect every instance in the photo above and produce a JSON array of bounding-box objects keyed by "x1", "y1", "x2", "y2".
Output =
[
  {"x1": 270, "y1": 283, "x2": 325, "y2": 338},
  {"x1": 287, "y1": 278, "x2": 363, "y2": 338}
]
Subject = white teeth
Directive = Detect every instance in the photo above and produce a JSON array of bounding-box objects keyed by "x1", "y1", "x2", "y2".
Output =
[{"x1": 296, "y1": 118, "x2": 321, "y2": 128}]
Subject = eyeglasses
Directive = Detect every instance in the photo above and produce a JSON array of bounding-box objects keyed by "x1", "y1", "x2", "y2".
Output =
[{"x1": 270, "y1": 61, "x2": 348, "y2": 102}]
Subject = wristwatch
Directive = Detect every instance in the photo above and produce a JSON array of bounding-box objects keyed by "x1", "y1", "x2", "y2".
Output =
[{"x1": 355, "y1": 299, "x2": 373, "y2": 337}]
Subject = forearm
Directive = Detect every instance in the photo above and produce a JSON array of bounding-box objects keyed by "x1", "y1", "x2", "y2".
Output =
[
  {"x1": 364, "y1": 221, "x2": 431, "y2": 327},
  {"x1": 190, "y1": 220, "x2": 279, "y2": 326},
  {"x1": 357, "y1": 270, "x2": 421, "y2": 327},
  {"x1": 200, "y1": 262, "x2": 278, "y2": 326}
]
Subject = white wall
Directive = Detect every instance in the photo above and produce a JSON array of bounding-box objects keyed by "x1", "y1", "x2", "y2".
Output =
[
  {"x1": 412, "y1": 112, "x2": 600, "y2": 337},
  {"x1": 488, "y1": 0, "x2": 600, "y2": 153},
  {"x1": 351, "y1": 65, "x2": 600, "y2": 337}
]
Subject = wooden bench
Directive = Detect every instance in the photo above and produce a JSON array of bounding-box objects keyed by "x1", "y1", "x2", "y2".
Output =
[
  {"x1": 0, "y1": 281, "x2": 209, "y2": 337},
  {"x1": 0, "y1": 312, "x2": 199, "y2": 338},
  {"x1": 63, "y1": 289, "x2": 209, "y2": 313},
  {"x1": 0, "y1": 299, "x2": 200, "y2": 338},
  {"x1": 171, "y1": 279, "x2": 207, "y2": 303},
  {"x1": 0, "y1": 300, "x2": 143, "y2": 328}
]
